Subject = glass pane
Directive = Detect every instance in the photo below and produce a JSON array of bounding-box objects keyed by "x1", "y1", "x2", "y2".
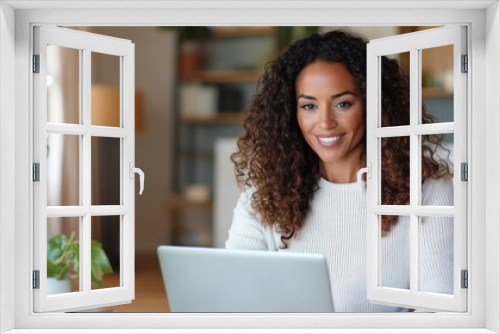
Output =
[
  {"x1": 47, "y1": 217, "x2": 81, "y2": 295},
  {"x1": 419, "y1": 216, "x2": 454, "y2": 295},
  {"x1": 421, "y1": 133, "x2": 454, "y2": 206},
  {"x1": 91, "y1": 215, "x2": 120, "y2": 290},
  {"x1": 381, "y1": 52, "x2": 410, "y2": 127},
  {"x1": 381, "y1": 136, "x2": 410, "y2": 205},
  {"x1": 46, "y1": 44, "x2": 80, "y2": 124},
  {"x1": 91, "y1": 52, "x2": 121, "y2": 127},
  {"x1": 380, "y1": 215, "x2": 410, "y2": 290},
  {"x1": 47, "y1": 133, "x2": 80, "y2": 206},
  {"x1": 91, "y1": 137, "x2": 120, "y2": 206},
  {"x1": 421, "y1": 45, "x2": 454, "y2": 124}
]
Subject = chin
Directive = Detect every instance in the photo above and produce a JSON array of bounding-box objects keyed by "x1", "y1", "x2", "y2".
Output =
[{"x1": 317, "y1": 154, "x2": 342, "y2": 164}]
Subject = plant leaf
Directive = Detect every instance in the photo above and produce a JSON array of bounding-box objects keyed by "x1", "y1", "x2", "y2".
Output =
[{"x1": 90, "y1": 240, "x2": 113, "y2": 287}]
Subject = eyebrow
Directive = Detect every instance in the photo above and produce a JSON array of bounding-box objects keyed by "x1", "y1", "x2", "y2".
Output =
[{"x1": 297, "y1": 91, "x2": 356, "y2": 100}]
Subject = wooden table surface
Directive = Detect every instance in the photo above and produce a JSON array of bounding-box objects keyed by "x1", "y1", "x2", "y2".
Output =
[{"x1": 99, "y1": 253, "x2": 170, "y2": 313}]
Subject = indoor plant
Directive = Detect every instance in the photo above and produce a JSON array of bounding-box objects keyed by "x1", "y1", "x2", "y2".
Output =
[{"x1": 47, "y1": 232, "x2": 113, "y2": 294}]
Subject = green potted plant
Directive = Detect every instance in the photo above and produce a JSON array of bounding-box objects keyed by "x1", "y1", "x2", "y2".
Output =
[{"x1": 47, "y1": 232, "x2": 113, "y2": 295}]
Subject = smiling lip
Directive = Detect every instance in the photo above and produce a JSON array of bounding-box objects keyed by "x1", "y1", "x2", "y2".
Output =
[{"x1": 316, "y1": 134, "x2": 345, "y2": 146}]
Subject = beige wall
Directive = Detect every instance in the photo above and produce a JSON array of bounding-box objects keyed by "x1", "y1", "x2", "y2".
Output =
[{"x1": 91, "y1": 26, "x2": 177, "y2": 254}]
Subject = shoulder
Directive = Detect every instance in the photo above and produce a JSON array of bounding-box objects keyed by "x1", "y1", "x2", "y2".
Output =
[
  {"x1": 234, "y1": 185, "x2": 260, "y2": 221},
  {"x1": 422, "y1": 176, "x2": 454, "y2": 206}
]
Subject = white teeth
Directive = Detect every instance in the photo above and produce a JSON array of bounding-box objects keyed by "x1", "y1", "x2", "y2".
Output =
[{"x1": 318, "y1": 136, "x2": 341, "y2": 144}]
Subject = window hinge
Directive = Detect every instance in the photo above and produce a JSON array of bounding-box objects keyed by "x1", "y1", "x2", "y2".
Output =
[
  {"x1": 33, "y1": 163, "x2": 40, "y2": 182},
  {"x1": 461, "y1": 163, "x2": 468, "y2": 181},
  {"x1": 33, "y1": 270, "x2": 40, "y2": 289},
  {"x1": 461, "y1": 54, "x2": 468, "y2": 73},
  {"x1": 33, "y1": 54, "x2": 40, "y2": 73},
  {"x1": 461, "y1": 270, "x2": 468, "y2": 289}
]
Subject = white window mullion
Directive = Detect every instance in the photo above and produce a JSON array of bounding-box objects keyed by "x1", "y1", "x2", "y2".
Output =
[
  {"x1": 373, "y1": 205, "x2": 454, "y2": 217},
  {"x1": 82, "y1": 47, "x2": 92, "y2": 296},
  {"x1": 412, "y1": 123, "x2": 454, "y2": 135},
  {"x1": 409, "y1": 47, "x2": 420, "y2": 295},
  {"x1": 47, "y1": 123, "x2": 87, "y2": 135},
  {"x1": 90, "y1": 126, "x2": 130, "y2": 138},
  {"x1": 46, "y1": 206, "x2": 89, "y2": 217},
  {"x1": 90, "y1": 205, "x2": 130, "y2": 216},
  {"x1": 78, "y1": 47, "x2": 84, "y2": 294},
  {"x1": 46, "y1": 123, "x2": 131, "y2": 138},
  {"x1": 46, "y1": 206, "x2": 130, "y2": 217},
  {"x1": 372, "y1": 123, "x2": 454, "y2": 138}
]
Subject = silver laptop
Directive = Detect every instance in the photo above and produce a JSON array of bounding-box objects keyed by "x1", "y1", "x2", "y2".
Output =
[{"x1": 157, "y1": 245, "x2": 334, "y2": 312}]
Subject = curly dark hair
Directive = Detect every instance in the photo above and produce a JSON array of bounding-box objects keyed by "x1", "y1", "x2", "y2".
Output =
[{"x1": 231, "y1": 30, "x2": 451, "y2": 247}]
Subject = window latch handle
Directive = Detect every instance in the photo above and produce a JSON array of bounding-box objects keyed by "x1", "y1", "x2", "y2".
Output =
[
  {"x1": 129, "y1": 162, "x2": 144, "y2": 195},
  {"x1": 357, "y1": 162, "x2": 371, "y2": 194}
]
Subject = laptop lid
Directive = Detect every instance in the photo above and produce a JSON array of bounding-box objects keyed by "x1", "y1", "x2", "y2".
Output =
[{"x1": 157, "y1": 245, "x2": 334, "y2": 312}]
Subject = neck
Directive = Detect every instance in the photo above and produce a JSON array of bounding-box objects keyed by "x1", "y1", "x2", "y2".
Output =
[
  {"x1": 320, "y1": 149, "x2": 365, "y2": 183},
  {"x1": 320, "y1": 164, "x2": 362, "y2": 183}
]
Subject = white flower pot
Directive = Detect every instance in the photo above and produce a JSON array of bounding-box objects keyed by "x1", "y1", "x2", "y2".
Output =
[{"x1": 47, "y1": 277, "x2": 71, "y2": 295}]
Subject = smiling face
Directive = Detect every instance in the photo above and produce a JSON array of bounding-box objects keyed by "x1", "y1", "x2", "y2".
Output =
[{"x1": 296, "y1": 61, "x2": 365, "y2": 182}]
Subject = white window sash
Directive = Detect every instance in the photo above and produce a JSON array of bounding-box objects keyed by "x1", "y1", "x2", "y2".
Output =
[
  {"x1": 32, "y1": 26, "x2": 136, "y2": 313},
  {"x1": 366, "y1": 25, "x2": 467, "y2": 312}
]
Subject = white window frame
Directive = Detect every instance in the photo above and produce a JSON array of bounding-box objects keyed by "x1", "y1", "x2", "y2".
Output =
[{"x1": 1, "y1": 1, "x2": 499, "y2": 333}]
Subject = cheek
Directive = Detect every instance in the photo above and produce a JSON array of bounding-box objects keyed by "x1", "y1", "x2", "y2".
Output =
[
  {"x1": 344, "y1": 110, "x2": 365, "y2": 133},
  {"x1": 297, "y1": 113, "x2": 313, "y2": 133}
]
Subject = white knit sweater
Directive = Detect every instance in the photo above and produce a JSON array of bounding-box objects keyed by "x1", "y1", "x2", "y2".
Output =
[{"x1": 225, "y1": 177, "x2": 454, "y2": 312}]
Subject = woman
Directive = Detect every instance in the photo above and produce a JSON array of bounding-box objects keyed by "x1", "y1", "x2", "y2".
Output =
[{"x1": 226, "y1": 30, "x2": 454, "y2": 312}]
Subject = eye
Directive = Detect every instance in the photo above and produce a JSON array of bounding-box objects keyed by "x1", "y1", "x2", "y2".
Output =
[
  {"x1": 334, "y1": 101, "x2": 352, "y2": 109},
  {"x1": 300, "y1": 103, "x2": 317, "y2": 111}
]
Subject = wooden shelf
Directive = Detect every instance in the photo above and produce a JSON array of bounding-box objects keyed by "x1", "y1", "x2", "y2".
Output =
[
  {"x1": 422, "y1": 87, "x2": 453, "y2": 98},
  {"x1": 209, "y1": 26, "x2": 277, "y2": 38},
  {"x1": 165, "y1": 193, "x2": 212, "y2": 210},
  {"x1": 180, "y1": 149, "x2": 213, "y2": 160},
  {"x1": 180, "y1": 112, "x2": 246, "y2": 124},
  {"x1": 181, "y1": 70, "x2": 261, "y2": 83}
]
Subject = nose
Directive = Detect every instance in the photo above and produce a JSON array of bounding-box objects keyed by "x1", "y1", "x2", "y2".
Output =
[{"x1": 318, "y1": 108, "x2": 337, "y2": 130}]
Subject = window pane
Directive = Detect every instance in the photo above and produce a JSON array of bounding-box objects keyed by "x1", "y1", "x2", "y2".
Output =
[
  {"x1": 91, "y1": 215, "x2": 120, "y2": 290},
  {"x1": 47, "y1": 133, "x2": 80, "y2": 206},
  {"x1": 91, "y1": 52, "x2": 121, "y2": 127},
  {"x1": 380, "y1": 215, "x2": 410, "y2": 290},
  {"x1": 381, "y1": 136, "x2": 410, "y2": 205},
  {"x1": 421, "y1": 133, "x2": 454, "y2": 206},
  {"x1": 46, "y1": 44, "x2": 80, "y2": 124},
  {"x1": 421, "y1": 45, "x2": 454, "y2": 124},
  {"x1": 419, "y1": 216, "x2": 454, "y2": 295},
  {"x1": 381, "y1": 52, "x2": 410, "y2": 127},
  {"x1": 91, "y1": 137, "x2": 121, "y2": 206},
  {"x1": 47, "y1": 217, "x2": 81, "y2": 295}
]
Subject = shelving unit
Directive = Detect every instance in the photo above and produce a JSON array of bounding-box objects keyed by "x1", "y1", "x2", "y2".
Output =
[
  {"x1": 181, "y1": 70, "x2": 262, "y2": 83},
  {"x1": 168, "y1": 27, "x2": 277, "y2": 246},
  {"x1": 422, "y1": 87, "x2": 453, "y2": 98},
  {"x1": 180, "y1": 112, "x2": 246, "y2": 125},
  {"x1": 210, "y1": 26, "x2": 277, "y2": 38}
]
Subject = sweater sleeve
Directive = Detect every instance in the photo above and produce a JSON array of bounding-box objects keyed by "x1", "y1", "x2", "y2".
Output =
[
  {"x1": 225, "y1": 187, "x2": 269, "y2": 250},
  {"x1": 419, "y1": 177, "x2": 454, "y2": 295}
]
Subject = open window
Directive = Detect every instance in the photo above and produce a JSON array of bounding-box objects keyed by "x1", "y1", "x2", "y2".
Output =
[
  {"x1": 365, "y1": 26, "x2": 467, "y2": 312},
  {"x1": 1, "y1": 1, "x2": 495, "y2": 330},
  {"x1": 33, "y1": 26, "x2": 138, "y2": 312}
]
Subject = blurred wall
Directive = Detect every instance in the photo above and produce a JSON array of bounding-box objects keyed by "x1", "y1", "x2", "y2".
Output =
[{"x1": 91, "y1": 27, "x2": 176, "y2": 254}]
